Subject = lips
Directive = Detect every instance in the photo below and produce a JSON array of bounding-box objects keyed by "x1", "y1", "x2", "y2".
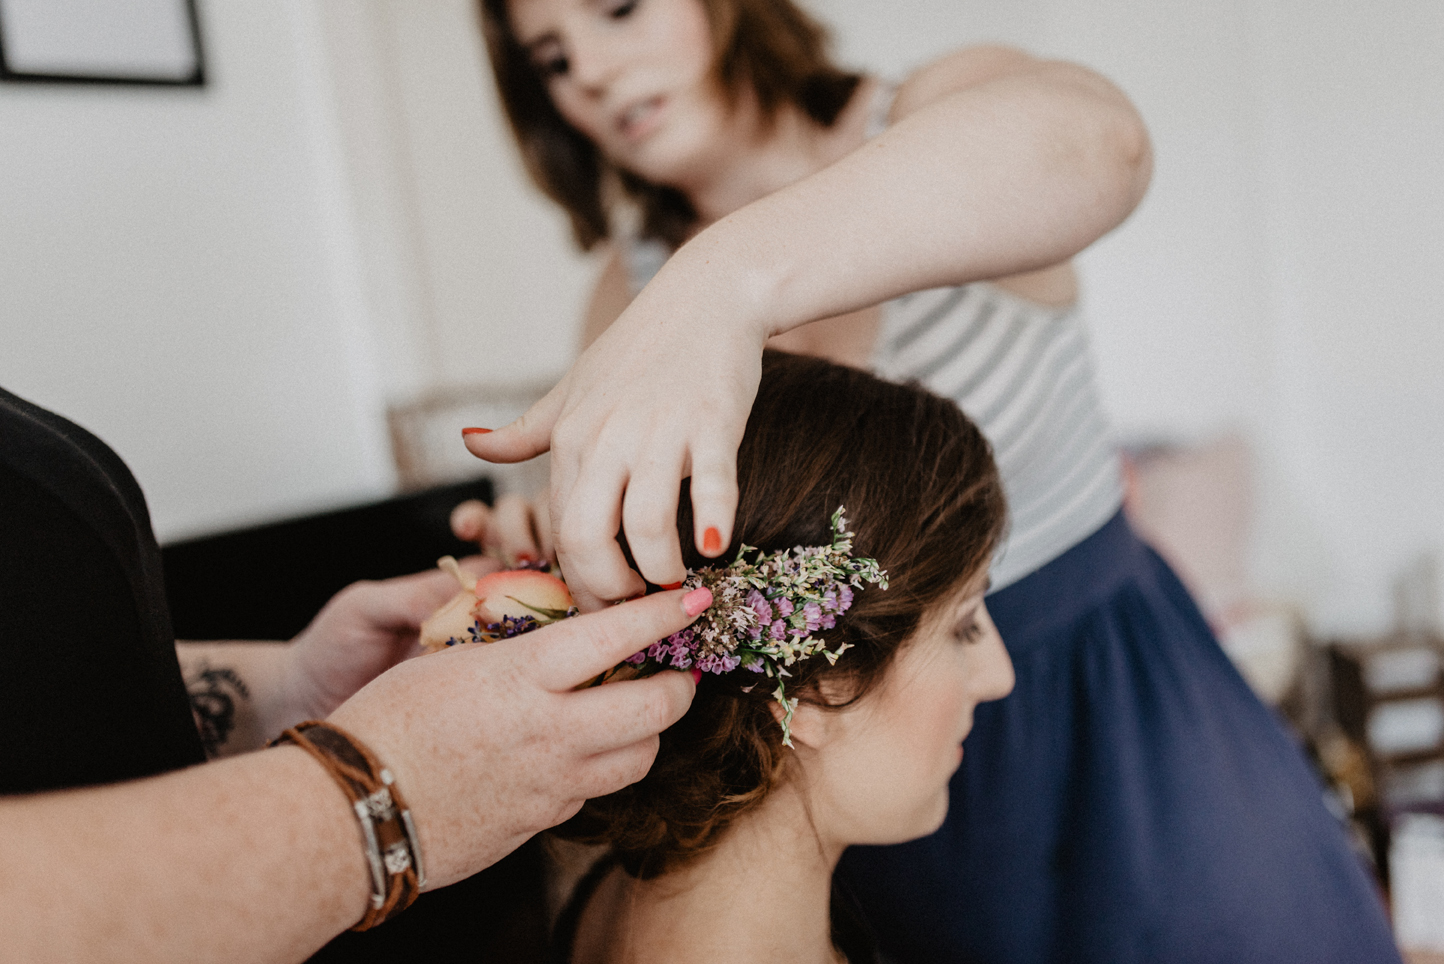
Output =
[{"x1": 617, "y1": 95, "x2": 664, "y2": 141}]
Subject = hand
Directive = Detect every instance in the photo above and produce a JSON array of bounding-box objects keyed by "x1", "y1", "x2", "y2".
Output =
[
  {"x1": 327, "y1": 586, "x2": 709, "y2": 887},
  {"x1": 284, "y1": 561, "x2": 499, "y2": 723},
  {"x1": 451, "y1": 494, "x2": 554, "y2": 569},
  {"x1": 464, "y1": 257, "x2": 767, "y2": 611}
]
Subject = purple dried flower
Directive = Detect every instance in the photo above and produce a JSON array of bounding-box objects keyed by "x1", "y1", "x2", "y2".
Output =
[
  {"x1": 802, "y1": 602, "x2": 823, "y2": 631},
  {"x1": 775, "y1": 598, "x2": 794, "y2": 618},
  {"x1": 770, "y1": 619, "x2": 787, "y2": 641},
  {"x1": 695, "y1": 652, "x2": 741, "y2": 674},
  {"x1": 746, "y1": 589, "x2": 773, "y2": 624}
]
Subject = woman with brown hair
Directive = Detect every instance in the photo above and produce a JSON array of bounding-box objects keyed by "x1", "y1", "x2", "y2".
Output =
[
  {"x1": 548, "y1": 350, "x2": 1013, "y2": 964},
  {"x1": 459, "y1": 1, "x2": 1401, "y2": 961}
]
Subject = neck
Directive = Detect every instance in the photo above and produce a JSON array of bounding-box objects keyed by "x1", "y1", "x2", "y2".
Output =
[
  {"x1": 671, "y1": 79, "x2": 871, "y2": 228},
  {"x1": 586, "y1": 781, "x2": 845, "y2": 964}
]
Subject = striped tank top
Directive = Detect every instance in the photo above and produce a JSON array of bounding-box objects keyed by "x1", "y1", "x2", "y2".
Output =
[
  {"x1": 871, "y1": 283, "x2": 1121, "y2": 589},
  {"x1": 620, "y1": 81, "x2": 1122, "y2": 590}
]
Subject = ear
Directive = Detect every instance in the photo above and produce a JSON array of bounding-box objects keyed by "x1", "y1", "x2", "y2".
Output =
[{"x1": 768, "y1": 687, "x2": 846, "y2": 751}]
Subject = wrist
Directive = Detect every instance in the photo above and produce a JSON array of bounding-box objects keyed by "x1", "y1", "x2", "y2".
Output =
[
  {"x1": 272, "y1": 722, "x2": 426, "y2": 929},
  {"x1": 266, "y1": 743, "x2": 377, "y2": 931},
  {"x1": 658, "y1": 222, "x2": 787, "y2": 343}
]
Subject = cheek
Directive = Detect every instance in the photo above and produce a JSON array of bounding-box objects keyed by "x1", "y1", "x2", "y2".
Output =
[
  {"x1": 914, "y1": 657, "x2": 974, "y2": 753},
  {"x1": 660, "y1": 0, "x2": 714, "y2": 71},
  {"x1": 548, "y1": 87, "x2": 603, "y2": 140}
]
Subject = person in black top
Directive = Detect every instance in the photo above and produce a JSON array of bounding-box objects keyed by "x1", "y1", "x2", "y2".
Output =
[{"x1": 0, "y1": 385, "x2": 701, "y2": 962}]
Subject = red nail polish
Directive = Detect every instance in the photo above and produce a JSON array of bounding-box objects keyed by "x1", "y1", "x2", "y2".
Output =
[
  {"x1": 516, "y1": 551, "x2": 539, "y2": 564},
  {"x1": 683, "y1": 586, "x2": 713, "y2": 617},
  {"x1": 690, "y1": 668, "x2": 703, "y2": 685},
  {"x1": 660, "y1": 581, "x2": 683, "y2": 590},
  {"x1": 702, "y1": 527, "x2": 722, "y2": 554},
  {"x1": 461, "y1": 427, "x2": 493, "y2": 436}
]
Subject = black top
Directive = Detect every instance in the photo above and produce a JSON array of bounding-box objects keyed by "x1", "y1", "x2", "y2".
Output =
[
  {"x1": 549, "y1": 852, "x2": 889, "y2": 964},
  {"x1": 0, "y1": 386, "x2": 204, "y2": 793}
]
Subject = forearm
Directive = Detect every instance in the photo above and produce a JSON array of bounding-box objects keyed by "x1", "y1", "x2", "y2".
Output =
[
  {"x1": 176, "y1": 642, "x2": 297, "y2": 757},
  {"x1": 0, "y1": 747, "x2": 369, "y2": 964},
  {"x1": 665, "y1": 57, "x2": 1151, "y2": 337}
]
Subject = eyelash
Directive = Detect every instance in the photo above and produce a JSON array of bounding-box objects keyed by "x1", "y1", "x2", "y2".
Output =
[{"x1": 533, "y1": 0, "x2": 639, "y2": 78}]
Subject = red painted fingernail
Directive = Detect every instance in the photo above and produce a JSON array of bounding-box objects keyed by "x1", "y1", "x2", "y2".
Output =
[
  {"x1": 683, "y1": 586, "x2": 713, "y2": 617},
  {"x1": 690, "y1": 668, "x2": 703, "y2": 685},
  {"x1": 702, "y1": 527, "x2": 722, "y2": 554},
  {"x1": 516, "y1": 551, "x2": 539, "y2": 564},
  {"x1": 660, "y1": 581, "x2": 683, "y2": 590},
  {"x1": 461, "y1": 427, "x2": 492, "y2": 436}
]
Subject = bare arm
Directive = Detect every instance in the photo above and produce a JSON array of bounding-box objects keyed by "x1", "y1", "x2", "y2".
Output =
[
  {"x1": 1, "y1": 592, "x2": 703, "y2": 963},
  {"x1": 175, "y1": 563, "x2": 509, "y2": 757},
  {"x1": 674, "y1": 46, "x2": 1150, "y2": 335},
  {"x1": 467, "y1": 48, "x2": 1151, "y2": 606},
  {"x1": 2, "y1": 747, "x2": 371, "y2": 964}
]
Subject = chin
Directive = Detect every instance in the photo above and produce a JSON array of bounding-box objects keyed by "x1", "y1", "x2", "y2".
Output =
[{"x1": 892, "y1": 790, "x2": 952, "y2": 844}]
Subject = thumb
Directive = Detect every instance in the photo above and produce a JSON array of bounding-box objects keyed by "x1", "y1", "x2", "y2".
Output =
[{"x1": 462, "y1": 387, "x2": 565, "y2": 464}]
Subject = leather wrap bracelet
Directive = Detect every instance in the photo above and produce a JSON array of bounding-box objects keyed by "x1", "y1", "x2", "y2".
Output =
[{"x1": 271, "y1": 720, "x2": 425, "y2": 930}]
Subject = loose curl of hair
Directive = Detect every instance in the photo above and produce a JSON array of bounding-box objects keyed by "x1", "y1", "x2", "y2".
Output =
[
  {"x1": 477, "y1": 0, "x2": 861, "y2": 250},
  {"x1": 557, "y1": 352, "x2": 1006, "y2": 878}
]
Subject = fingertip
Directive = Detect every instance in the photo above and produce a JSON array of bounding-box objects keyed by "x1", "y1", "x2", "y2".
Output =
[
  {"x1": 701, "y1": 526, "x2": 723, "y2": 556},
  {"x1": 450, "y1": 500, "x2": 486, "y2": 541},
  {"x1": 682, "y1": 586, "x2": 713, "y2": 617},
  {"x1": 462, "y1": 428, "x2": 497, "y2": 460}
]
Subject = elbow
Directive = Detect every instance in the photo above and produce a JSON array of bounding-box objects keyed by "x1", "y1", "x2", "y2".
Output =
[{"x1": 1110, "y1": 105, "x2": 1153, "y2": 212}]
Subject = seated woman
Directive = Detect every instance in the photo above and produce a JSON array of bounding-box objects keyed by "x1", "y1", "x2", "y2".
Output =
[{"x1": 548, "y1": 350, "x2": 1013, "y2": 964}]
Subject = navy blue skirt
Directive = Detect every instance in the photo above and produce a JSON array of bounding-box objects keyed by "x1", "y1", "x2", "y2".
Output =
[{"x1": 838, "y1": 511, "x2": 1400, "y2": 963}]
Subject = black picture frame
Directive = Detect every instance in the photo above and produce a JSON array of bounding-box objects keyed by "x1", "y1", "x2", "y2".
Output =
[{"x1": 0, "y1": 0, "x2": 204, "y2": 87}]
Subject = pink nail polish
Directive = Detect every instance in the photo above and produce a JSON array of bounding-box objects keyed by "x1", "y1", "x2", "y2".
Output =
[
  {"x1": 690, "y1": 668, "x2": 703, "y2": 685},
  {"x1": 683, "y1": 586, "x2": 713, "y2": 617}
]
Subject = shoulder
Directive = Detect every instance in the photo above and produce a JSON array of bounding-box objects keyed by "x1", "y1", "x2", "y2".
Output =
[
  {"x1": 890, "y1": 46, "x2": 1138, "y2": 125},
  {"x1": 890, "y1": 45, "x2": 1047, "y2": 120}
]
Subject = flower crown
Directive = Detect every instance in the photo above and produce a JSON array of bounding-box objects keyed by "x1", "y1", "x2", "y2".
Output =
[
  {"x1": 423, "y1": 507, "x2": 887, "y2": 747},
  {"x1": 623, "y1": 506, "x2": 887, "y2": 745}
]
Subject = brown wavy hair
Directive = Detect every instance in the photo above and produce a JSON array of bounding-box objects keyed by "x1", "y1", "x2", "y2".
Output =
[
  {"x1": 557, "y1": 351, "x2": 1006, "y2": 878},
  {"x1": 477, "y1": 0, "x2": 861, "y2": 250}
]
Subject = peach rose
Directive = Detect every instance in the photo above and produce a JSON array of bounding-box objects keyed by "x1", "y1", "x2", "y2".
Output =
[
  {"x1": 470, "y1": 568, "x2": 574, "y2": 625},
  {"x1": 419, "y1": 561, "x2": 574, "y2": 653}
]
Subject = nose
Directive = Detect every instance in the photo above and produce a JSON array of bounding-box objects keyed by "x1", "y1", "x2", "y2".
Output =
[{"x1": 974, "y1": 607, "x2": 1015, "y2": 702}]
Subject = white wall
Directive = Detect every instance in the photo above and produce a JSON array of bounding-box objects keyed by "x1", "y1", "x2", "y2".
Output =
[
  {"x1": 2, "y1": 0, "x2": 1439, "y2": 635},
  {"x1": 0, "y1": 1, "x2": 396, "y2": 540}
]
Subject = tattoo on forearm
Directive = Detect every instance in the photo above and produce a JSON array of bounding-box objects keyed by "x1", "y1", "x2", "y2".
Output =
[{"x1": 186, "y1": 662, "x2": 249, "y2": 758}]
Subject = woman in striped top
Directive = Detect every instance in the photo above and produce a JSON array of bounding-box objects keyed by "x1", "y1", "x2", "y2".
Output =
[{"x1": 461, "y1": 0, "x2": 1401, "y2": 961}]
